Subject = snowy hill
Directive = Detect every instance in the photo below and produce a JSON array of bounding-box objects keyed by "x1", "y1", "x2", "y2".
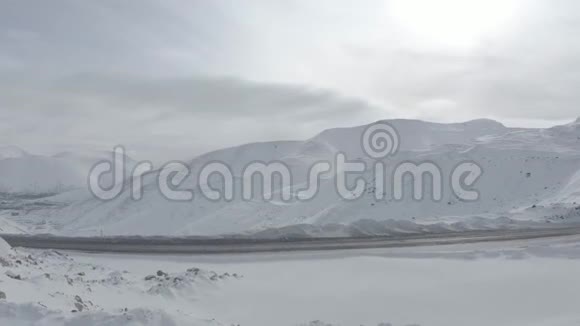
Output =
[
  {"x1": 8, "y1": 118, "x2": 580, "y2": 236},
  {"x1": 0, "y1": 155, "x2": 88, "y2": 195},
  {"x1": 0, "y1": 150, "x2": 135, "y2": 195},
  {"x1": 0, "y1": 146, "x2": 28, "y2": 160}
]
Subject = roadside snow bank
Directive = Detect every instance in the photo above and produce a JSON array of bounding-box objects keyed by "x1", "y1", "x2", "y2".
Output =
[
  {"x1": 249, "y1": 216, "x2": 551, "y2": 239},
  {"x1": 300, "y1": 322, "x2": 413, "y2": 326}
]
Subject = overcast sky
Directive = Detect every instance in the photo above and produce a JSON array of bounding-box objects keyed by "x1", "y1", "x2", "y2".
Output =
[{"x1": 1, "y1": 0, "x2": 579, "y2": 160}]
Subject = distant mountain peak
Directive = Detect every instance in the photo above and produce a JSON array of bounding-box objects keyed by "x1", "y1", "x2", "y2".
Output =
[
  {"x1": 462, "y1": 118, "x2": 506, "y2": 129},
  {"x1": 560, "y1": 117, "x2": 580, "y2": 127},
  {"x1": 0, "y1": 145, "x2": 28, "y2": 159}
]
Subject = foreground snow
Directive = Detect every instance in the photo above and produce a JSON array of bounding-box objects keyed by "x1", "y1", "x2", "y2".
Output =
[
  {"x1": 0, "y1": 237, "x2": 236, "y2": 325},
  {"x1": 4, "y1": 235, "x2": 580, "y2": 325},
  {"x1": 0, "y1": 303, "x2": 195, "y2": 326}
]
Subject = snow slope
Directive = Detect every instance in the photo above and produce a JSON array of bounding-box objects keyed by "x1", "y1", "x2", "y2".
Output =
[
  {"x1": 9, "y1": 118, "x2": 580, "y2": 236},
  {"x1": 0, "y1": 216, "x2": 26, "y2": 234}
]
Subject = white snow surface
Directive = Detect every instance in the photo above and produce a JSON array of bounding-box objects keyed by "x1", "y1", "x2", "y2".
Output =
[
  {"x1": 0, "y1": 237, "x2": 237, "y2": 325},
  {"x1": 4, "y1": 235, "x2": 580, "y2": 325},
  {"x1": 3, "y1": 118, "x2": 580, "y2": 236},
  {"x1": 0, "y1": 216, "x2": 26, "y2": 234}
]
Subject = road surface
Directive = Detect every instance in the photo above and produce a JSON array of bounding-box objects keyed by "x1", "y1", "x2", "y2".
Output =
[{"x1": 3, "y1": 226, "x2": 580, "y2": 254}]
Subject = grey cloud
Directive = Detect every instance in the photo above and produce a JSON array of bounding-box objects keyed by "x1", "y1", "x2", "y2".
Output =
[
  {"x1": 342, "y1": 41, "x2": 580, "y2": 123},
  {"x1": 0, "y1": 0, "x2": 235, "y2": 76},
  {"x1": 1, "y1": 0, "x2": 579, "y2": 160},
  {"x1": 1, "y1": 73, "x2": 377, "y2": 120},
  {"x1": 0, "y1": 74, "x2": 383, "y2": 160},
  {"x1": 332, "y1": 1, "x2": 580, "y2": 123}
]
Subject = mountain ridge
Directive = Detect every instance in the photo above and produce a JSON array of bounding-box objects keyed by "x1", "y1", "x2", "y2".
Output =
[{"x1": 2, "y1": 117, "x2": 580, "y2": 237}]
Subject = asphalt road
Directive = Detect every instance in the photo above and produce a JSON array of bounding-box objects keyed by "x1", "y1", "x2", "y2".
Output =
[{"x1": 3, "y1": 226, "x2": 580, "y2": 255}]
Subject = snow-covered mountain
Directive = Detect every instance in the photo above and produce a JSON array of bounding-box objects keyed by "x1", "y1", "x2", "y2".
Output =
[
  {"x1": 0, "y1": 146, "x2": 28, "y2": 160},
  {"x1": 4, "y1": 118, "x2": 580, "y2": 236},
  {"x1": 0, "y1": 149, "x2": 135, "y2": 195}
]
